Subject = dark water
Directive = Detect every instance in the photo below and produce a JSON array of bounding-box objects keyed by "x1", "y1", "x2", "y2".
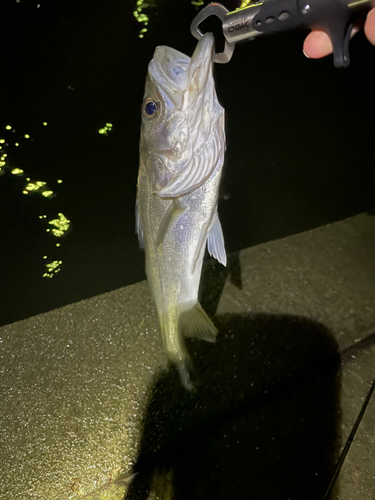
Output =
[{"x1": 0, "y1": 0, "x2": 374, "y2": 326}]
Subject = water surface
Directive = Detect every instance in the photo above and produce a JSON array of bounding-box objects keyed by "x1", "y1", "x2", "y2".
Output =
[{"x1": 0, "y1": 0, "x2": 374, "y2": 326}]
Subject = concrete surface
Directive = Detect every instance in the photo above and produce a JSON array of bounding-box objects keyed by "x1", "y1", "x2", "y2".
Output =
[
  {"x1": 340, "y1": 343, "x2": 375, "y2": 451},
  {"x1": 0, "y1": 282, "x2": 163, "y2": 499},
  {"x1": 333, "y1": 343, "x2": 375, "y2": 499},
  {"x1": 208, "y1": 212, "x2": 375, "y2": 350},
  {"x1": 0, "y1": 213, "x2": 374, "y2": 499},
  {"x1": 337, "y1": 388, "x2": 375, "y2": 500}
]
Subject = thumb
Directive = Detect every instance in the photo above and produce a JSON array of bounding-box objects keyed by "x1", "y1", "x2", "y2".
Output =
[
  {"x1": 364, "y1": 8, "x2": 375, "y2": 45},
  {"x1": 303, "y1": 31, "x2": 333, "y2": 59}
]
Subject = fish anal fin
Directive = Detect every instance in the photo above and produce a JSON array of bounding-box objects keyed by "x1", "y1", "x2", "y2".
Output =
[
  {"x1": 155, "y1": 199, "x2": 185, "y2": 248},
  {"x1": 180, "y1": 303, "x2": 217, "y2": 343},
  {"x1": 207, "y1": 213, "x2": 227, "y2": 267}
]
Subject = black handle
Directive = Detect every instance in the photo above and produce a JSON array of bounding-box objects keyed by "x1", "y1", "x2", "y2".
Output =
[{"x1": 252, "y1": 0, "x2": 353, "y2": 67}]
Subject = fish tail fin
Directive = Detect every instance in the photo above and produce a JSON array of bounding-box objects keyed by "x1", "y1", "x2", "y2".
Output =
[
  {"x1": 180, "y1": 302, "x2": 217, "y2": 343},
  {"x1": 165, "y1": 342, "x2": 194, "y2": 391},
  {"x1": 170, "y1": 355, "x2": 195, "y2": 392},
  {"x1": 162, "y1": 303, "x2": 217, "y2": 390},
  {"x1": 161, "y1": 315, "x2": 194, "y2": 391}
]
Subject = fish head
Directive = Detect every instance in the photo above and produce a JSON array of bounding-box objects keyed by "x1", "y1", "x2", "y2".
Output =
[
  {"x1": 141, "y1": 46, "x2": 189, "y2": 158},
  {"x1": 140, "y1": 34, "x2": 221, "y2": 194}
]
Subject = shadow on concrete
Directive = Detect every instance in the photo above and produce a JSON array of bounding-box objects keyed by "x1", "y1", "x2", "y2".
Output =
[
  {"x1": 199, "y1": 251, "x2": 242, "y2": 317},
  {"x1": 124, "y1": 312, "x2": 341, "y2": 500}
]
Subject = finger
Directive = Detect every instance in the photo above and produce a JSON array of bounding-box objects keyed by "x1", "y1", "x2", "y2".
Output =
[
  {"x1": 303, "y1": 26, "x2": 360, "y2": 59},
  {"x1": 303, "y1": 30, "x2": 333, "y2": 59},
  {"x1": 364, "y1": 8, "x2": 375, "y2": 45}
]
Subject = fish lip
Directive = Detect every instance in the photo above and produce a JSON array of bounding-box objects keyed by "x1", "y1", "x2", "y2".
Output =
[
  {"x1": 186, "y1": 33, "x2": 215, "y2": 100},
  {"x1": 150, "y1": 33, "x2": 214, "y2": 92},
  {"x1": 189, "y1": 32, "x2": 215, "y2": 71},
  {"x1": 150, "y1": 46, "x2": 190, "y2": 92}
]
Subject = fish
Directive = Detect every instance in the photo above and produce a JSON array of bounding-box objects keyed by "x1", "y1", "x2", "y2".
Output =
[{"x1": 136, "y1": 33, "x2": 226, "y2": 389}]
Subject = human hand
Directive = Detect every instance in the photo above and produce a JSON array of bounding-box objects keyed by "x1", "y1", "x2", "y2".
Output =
[{"x1": 303, "y1": 7, "x2": 375, "y2": 59}]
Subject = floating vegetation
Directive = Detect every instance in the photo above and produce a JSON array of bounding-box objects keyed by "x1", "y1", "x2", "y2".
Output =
[
  {"x1": 43, "y1": 260, "x2": 63, "y2": 279},
  {"x1": 48, "y1": 213, "x2": 71, "y2": 238},
  {"x1": 24, "y1": 180, "x2": 46, "y2": 192},
  {"x1": 41, "y1": 190, "x2": 54, "y2": 198},
  {"x1": 98, "y1": 122, "x2": 113, "y2": 136},
  {"x1": 133, "y1": 0, "x2": 151, "y2": 38},
  {"x1": 11, "y1": 168, "x2": 24, "y2": 175},
  {"x1": 98, "y1": 122, "x2": 113, "y2": 135},
  {"x1": 1, "y1": 122, "x2": 71, "y2": 279},
  {"x1": 22, "y1": 180, "x2": 55, "y2": 198}
]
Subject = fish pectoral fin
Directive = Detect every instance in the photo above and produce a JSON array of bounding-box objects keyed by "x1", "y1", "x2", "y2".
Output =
[
  {"x1": 135, "y1": 198, "x2": 144, "y2": 250},
  {"x1": 207, "y1": 213, "x2": 227, "y2": 267},
  {"x1": 155, "y1": 199, "x2": 186, "y2": 248},
  {"x1": 180, "y1": 303, "x2": 217, "y2": 343}
]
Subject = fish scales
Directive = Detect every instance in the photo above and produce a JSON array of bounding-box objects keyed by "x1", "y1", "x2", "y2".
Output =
[{"x1": 136, "y1": 33, "x2": 226, "y2": 389}]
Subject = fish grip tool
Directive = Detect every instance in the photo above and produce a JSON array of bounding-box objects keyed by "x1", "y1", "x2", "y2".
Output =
[{"x1": 191, "y1": 0, "x2": 375, "y2": 67}]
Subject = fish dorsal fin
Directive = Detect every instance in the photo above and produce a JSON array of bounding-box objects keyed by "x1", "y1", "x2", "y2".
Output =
[
  {"x1": 180, "y1": 302, "x2": 217, "y2": 342},
  {"x1": 155, "y1": 115, "x2": 225, "y2": 198},
  {"x1": 135, "y1": 198, "x2": 144, "y2": 249},
  {"x1": 155, "y1": 199, "x2": 186, "y2": 248},
  {"x1": 207, "y1": 213, "x2": 227, "y2": 267}
]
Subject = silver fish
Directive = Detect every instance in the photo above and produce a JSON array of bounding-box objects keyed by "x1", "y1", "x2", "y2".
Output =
[{"x1": 136, "y1": 33, "x2": 226, "y2": 389}]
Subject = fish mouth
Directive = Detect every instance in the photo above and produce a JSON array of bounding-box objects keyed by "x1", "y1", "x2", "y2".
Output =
[
  {"x1": 151, "y1": 46, "x2": 190, "y2": 90},
  {"x1": 150, "y1": 33, "x2": 215, "y2": 92}
]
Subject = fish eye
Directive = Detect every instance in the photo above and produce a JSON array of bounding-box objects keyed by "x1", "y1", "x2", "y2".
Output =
[{"x1": 143, "y1": 98, "x2": 159, "y2": 118}]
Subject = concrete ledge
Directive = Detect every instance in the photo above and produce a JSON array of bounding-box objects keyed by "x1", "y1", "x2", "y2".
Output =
[
  {"x1": 211, "y1": 212, "x2": 375, "y2": 350},
  {"x1": 335, "y1": 344, "x2": 375, "y2": 499},
  {"x1": 1, "y1": 213, "x2": 374, "y2": 499}
]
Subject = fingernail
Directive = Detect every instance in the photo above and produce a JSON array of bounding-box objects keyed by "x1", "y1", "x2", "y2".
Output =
[{"x1": 303, "y1": 49, "x2": 310, "y2": 59}]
